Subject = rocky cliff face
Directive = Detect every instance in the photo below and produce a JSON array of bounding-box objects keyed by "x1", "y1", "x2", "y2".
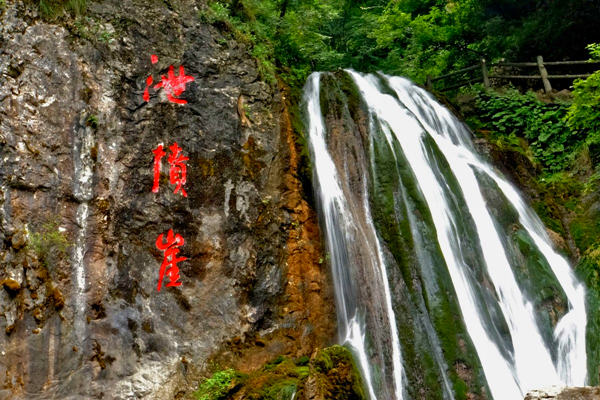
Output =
[{"x1": 0, "y1": 1, "x2": 335, "y2": 398}]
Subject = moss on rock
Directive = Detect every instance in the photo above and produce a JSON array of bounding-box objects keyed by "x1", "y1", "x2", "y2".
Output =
[
  {"x1": 576, "y1": 245, "x2": 600, "y2": 385},
  {"x1": 193, "y1": 369, "x2": 248, "y2": 400},
  {"x1": 192, "y1": 345, "x2": 366, "y2": 400}
]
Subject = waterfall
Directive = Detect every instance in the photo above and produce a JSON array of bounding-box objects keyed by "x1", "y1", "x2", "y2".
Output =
[
  {"x1": 304, "y1": 73, "x2": 404, "y2": 400},
  {"x1": 303, "y1": 71, "x2": 587, "y2": 400}
]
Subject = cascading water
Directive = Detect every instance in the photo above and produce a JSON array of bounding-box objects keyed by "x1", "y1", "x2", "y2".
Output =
[
  {"x1": 72, "y1": 120, "x2": 95, "y2": 343},
  {"x1": 304, "y1": 73, "x2": 404, "y2": 400},
  {"x1": 304, "y1": 71, "x2": 588, "y2": 400}
]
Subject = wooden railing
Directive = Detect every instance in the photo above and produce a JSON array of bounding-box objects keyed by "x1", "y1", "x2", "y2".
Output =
[{"x1": 426, "y1": 56, "x2": 600, "y2": 93}]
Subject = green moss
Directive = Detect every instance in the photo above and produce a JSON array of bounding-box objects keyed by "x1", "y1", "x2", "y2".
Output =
[
  {"x1": 193, "y1": 369, "x2": 247, "y2": 400},
  {"x1": 512, "y1": 229, "x2": 569, "y2": 331},
  {"x1": 313, "y1": 349, "x2": 333, "y2": 373},
  {"x1": 576, "y1": 245, "x2": 600, "y2": 385},
  {"x1": 570, "y1": 217, "x2": 600, "y2": 254},
  {"x1": 453, "y1": 377, "x2": 468, "y2": 400},
  {"x1": 316, "y1": 345, "x2": 358, "y2": 369},
  {"x1": 294, "y1": 355, "x2": 310, "y2": 366},
  {"x1": 195, "y1": 346, "x2": 366, "y2": 399},
  {"x1": 86, "y1": 114, "x2": 98, "y2": 129},
  {"x1": 532, "y1": 200, "x2": 565, "y2": 236},
  {"x1": 256, "y1": 378, "x2": 297, "y2": 400},
  {"x1": 264, "y1": 355, "x2": 285, "y2": 370},
  {"x1": 336, "y1": 71, "x2": 364, "y2": 123},
  {"x1": 420, "y1": 350, "x2": 443, "y2": 398},
  {"x1": 319, "y1": 345, "x2": 367, "y2": 400},
  {"x1": 369, "y1": 122, "x2": 416, "y2": 290},
  {"x1": 363, "y1": 97, "x2": 490, "y2": 399}
]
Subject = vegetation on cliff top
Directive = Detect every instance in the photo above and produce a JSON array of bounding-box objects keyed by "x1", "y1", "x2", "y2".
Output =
[{"x1": 197, "y1": 0, "x2": 599, "y2": 88}]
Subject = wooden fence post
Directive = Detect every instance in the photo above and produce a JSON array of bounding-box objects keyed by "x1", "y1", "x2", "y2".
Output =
[
  {"x1": 537, "y1": 55, "x2": 552, "y2": 93},
  {"x1": 480, "y1": 58, "x2": 490, "y2": 88},
  {"x1": 426, "y1": 75, "x2": 433, "y2": 91}
]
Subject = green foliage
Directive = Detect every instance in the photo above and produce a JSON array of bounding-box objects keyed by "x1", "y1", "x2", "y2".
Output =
[
  {"x1": 39, "y1": 0, "x2": 87, "y2": 20},
  {"x1": 198, "y1": 0, "x2": 279, "y2": 84},
  {"x1": 27, "y1": 219, "x2": 70, "y2": 269},
  {"x1": 195, "y1": 0, "x2": 598, "y2": 91},
  {"x1": 70, "y1": 16, "x2": 117, "y2": 45},
  {"x1": 193, "y1": 369, "x2": 247, "y2": 400},
  {"x1": 98, "y1": 30, "x2": 113, "y2": 43},
  {"x1": 587, "y1": 43, "x2": 600, "y2": 60},
  {"x1": 198, "y1": 1, "x2": 231, "y2": 25},
  {"x1": 475, "y1": 89, "x2": 581, "y2": 171},
  {"x1": 565, "y1": 44, "x2": 600, "y2": 164}
]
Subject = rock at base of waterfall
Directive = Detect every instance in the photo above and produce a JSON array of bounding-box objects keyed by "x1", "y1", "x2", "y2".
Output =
[{"x1": 525, "y1": 386, "x2": 600, "y2": 399}]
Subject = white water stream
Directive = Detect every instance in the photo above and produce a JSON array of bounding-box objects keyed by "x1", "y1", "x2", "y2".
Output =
[
  {"x1": 72, "y1": 122, "x2": 95, "y2": 343},
  {"x1": 304, "y1": 73, "x2": 405, "y2": 399},
  {"x1": 385, "y1": 75, "x2": 588, "y2": 391}
]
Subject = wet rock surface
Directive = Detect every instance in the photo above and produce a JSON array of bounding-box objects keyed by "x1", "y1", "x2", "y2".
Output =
[
  {"x1": 0, "y1": 1, "x2": 334, "y2": 398},
  {"x1": 525, "y1": 386, "x2": 600, "y2": 400}
]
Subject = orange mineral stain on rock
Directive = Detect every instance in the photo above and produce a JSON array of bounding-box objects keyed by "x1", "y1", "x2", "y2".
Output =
[
  {"x1": 280, "y1": 95, "x2": 336, "y2": 356},
  {"x1": 207, "y1": 85, "x2": 336, "y2": 374}
]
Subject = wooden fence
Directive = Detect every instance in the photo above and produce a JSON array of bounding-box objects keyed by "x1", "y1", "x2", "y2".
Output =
[{"x1": 426, "y1": 56, "x2": 600, "y2": 93}]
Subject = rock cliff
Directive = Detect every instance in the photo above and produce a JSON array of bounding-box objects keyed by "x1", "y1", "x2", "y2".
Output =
[{"x1": 0, "y1": 1, "x2": 335, "y2": 398}]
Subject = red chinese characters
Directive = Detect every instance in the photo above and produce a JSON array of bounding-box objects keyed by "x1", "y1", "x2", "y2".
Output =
[
  {"x1": 155, "y1": 229, "x2": 186, "y2": 291},
  {"x1": 143, "y1": 55, "x2": 195, "y2": 104},
  {"x1": 152, "y1": 142, "x2": 189, "y2": 197},
  {"x1": 146, "y1": 54, "x2": 195, "y2": 292},
  {"x1": 152, "y1": 144, "x2": 166, "y2": 194}
]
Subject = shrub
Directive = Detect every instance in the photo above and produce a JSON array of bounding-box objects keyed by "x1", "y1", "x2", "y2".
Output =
[
  {"x1": 27, "y1": 219, "x2": 70, "y2": 269},
  {"x1": 565, "y1": 44, "x2": 600, "y2": 166},
  {"x1": 475, "y1": 89, "x2": 581, "y2": 171}
]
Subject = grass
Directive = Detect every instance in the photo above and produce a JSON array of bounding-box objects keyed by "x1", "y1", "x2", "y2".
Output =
[{"x1": 38, "y1": 0, "x2": 87, "y2": 20}]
